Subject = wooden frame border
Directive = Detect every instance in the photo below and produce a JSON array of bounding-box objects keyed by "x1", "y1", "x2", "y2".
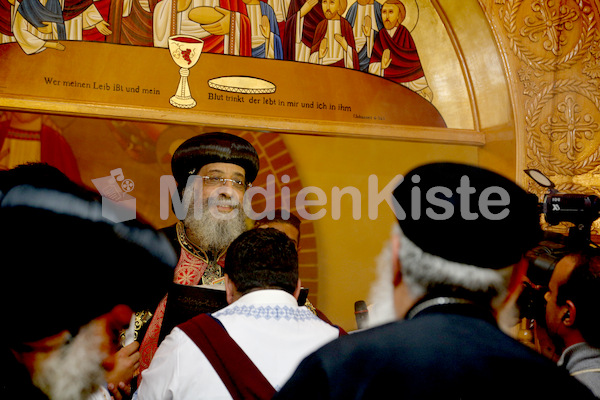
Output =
[{"x1": 0, "y1": 95, "x2": 486, "y2": 145}]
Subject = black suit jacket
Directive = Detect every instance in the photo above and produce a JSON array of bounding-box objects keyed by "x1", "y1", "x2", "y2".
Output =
[{"x1": 275, "y1": 301, "x2": 596, "y2": 399}]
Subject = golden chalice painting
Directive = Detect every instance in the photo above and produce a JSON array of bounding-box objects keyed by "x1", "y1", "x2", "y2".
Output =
[{"x1": 168, "y1": 35, "x2": 204, "y2": 109}]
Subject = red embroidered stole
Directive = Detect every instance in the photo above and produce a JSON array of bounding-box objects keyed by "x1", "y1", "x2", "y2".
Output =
[{"x1": 179, "y1": 314, "x2": 276, "y2": 400}]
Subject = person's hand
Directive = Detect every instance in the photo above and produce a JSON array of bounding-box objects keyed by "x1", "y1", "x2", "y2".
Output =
[
  {"x1": 105, "y1": 342, "x2": 140, "y2": 400},
  {"x1": 362, "y1": 15, "x2": 372, "y2": 37},
  {"x1": 95, "y1": 20, "x2": 112, "y2": 36},
  {"x1": 38, "y1": 22, "x2": 52, "y2": 34},
  {"x1": 382, "y1": 48, "x2": 391, "y2": 69},
  {"x1": 107, "y1": 381, "x2": 132, "y2": 400},
  {"x1": 44, "y1": 41, "x2": 65, "y2": 51},
  {"x1": 202, "y1": 7, "x2": 231, "y2": 35},
  {"x1": 418, "y1": 86, "x2": 434, "y2": 102},
  {"x1": 300, "y1": 0, "x2": 318, "y2": 18},
  {"x1": 319, "y1": 38, "x2": 328, "y2": 59},
  {"x1": 260, "y1": 15, "x2": 270, "y2": 38},
  {"x1": 334, "y1": 33, "x2": 348, "y2": 51}
]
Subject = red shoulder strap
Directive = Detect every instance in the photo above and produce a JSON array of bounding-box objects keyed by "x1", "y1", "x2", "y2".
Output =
[{"x1": 178, "y1": 314, "x2": 276, "y2": 400}]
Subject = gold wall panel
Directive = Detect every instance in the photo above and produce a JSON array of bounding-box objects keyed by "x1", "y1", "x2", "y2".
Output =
[{"x1": 482, "y1": 0, "x2": 600, "y2": 235}]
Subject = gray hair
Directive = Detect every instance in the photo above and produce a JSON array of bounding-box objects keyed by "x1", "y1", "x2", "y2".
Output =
[{"x1": 396, "y1": 225, "x2": 512, "y2": 309}]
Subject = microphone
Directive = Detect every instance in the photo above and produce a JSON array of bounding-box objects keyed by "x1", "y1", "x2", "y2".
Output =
[{"x1": 354, "y1": 300, "x2": 369, "y2": 330}]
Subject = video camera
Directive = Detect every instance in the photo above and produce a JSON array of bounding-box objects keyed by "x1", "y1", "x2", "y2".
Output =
[
  {"x1": 518, "y1": 169, "x2": 600, "y2": 321},
  {"x1": 525, "y1": 169, "x2": 600, "y2": 246},
  {"x1": 518, "y1": 242, "x2": 565, "y2": 321}
]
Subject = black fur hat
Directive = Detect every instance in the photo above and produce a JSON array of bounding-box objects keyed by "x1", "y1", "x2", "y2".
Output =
[
  {"x1": 393, "y1": 162, "x2": 542, "y2": 269},
  {"x1": 0, "y1": 165, "x2": 176, "y2": 345},
  {"x1": 171, "y1": 132, "x2": 259, "y2": 193}
]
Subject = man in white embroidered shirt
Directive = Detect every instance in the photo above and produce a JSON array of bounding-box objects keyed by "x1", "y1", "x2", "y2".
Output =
[{"x1": 137, "y1": 227, "x2": 342, "y2": 399}]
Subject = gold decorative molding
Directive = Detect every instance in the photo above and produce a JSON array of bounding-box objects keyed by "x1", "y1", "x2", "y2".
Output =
[
  {"x1": 525, "y1": 79, "x2": 600, "y2": 175},
  {"x1": 499, "y1": 0, "x2": 595, "y2": 71},
  {"x1": 483, "y1": 0, "x2": 600, "y2": 234}
]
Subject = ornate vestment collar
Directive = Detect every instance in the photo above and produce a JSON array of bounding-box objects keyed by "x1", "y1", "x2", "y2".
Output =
[
  {"x1": 175, "y1": 221, "x2": 226, "y2": 284},
  {"x1": 177, "y1": 221, "x2": 214, "y2": 262}
]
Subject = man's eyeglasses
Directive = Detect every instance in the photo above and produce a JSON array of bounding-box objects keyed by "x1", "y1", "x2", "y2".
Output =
[{"x1": 198, "y1": 176, "x2": 251, "y2": 190}]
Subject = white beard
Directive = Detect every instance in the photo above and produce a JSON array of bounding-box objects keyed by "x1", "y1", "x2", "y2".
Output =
[
  {"x1": 184, "y1": 195, "x2": 247, "y2": 255},
  {"x1": 32, "y1": 321, "x2": 108, "y2": 400},
  {"x1": 366, "y1": 239, "x2": 397, "y2": 327}
]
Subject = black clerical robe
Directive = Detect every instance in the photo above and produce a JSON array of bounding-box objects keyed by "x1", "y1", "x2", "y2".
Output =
[{"x1": 275, "y1": 300, "x2": 596, "y2": 399}]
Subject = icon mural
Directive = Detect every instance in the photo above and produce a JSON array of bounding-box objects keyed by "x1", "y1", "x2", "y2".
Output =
[{"x1": 1, "y1": 0, "x2": 433, "y2": 103}]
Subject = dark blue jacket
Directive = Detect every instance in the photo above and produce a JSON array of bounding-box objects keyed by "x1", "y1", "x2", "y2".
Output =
[{"x1": 275, "y1": 300, "x2": 596, "y2": 399}]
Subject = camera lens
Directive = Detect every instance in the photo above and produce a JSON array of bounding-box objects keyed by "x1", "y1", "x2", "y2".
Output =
[{"x1": 525, "y1": 246, "x2": 560, "y2": 287}]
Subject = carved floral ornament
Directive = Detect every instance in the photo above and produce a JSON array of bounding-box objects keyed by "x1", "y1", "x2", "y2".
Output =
[
  {"x1": 526, "y1": 80, "x2": 600, "y2": 175},
  {"x1": 498, "y1": 0, "x2": 595, "y2": 71},
  {"x1": 540, "y1": 95, "x2": 598, "y2": 161},
  {"x1": 492, "y1": 0, "x2": 600, "y2": 175},
  {"x1": 490, "y1": 0, "x2": 600, "y2": 235}
]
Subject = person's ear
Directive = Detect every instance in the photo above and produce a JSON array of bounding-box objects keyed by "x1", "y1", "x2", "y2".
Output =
[
  {"x1": 225, "y1": 274, "x2": 236, "y2": 304},
  {"x1": 562, "y1": 300, "x2": 576, "y2": 327}
]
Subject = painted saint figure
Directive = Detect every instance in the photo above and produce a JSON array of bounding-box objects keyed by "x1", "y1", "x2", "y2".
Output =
[
  {"x1": 13, "y1": 0, "x2": 67, "y2": 53},
  {"x1": 62, "y1": 0, "x2": 111, "y2": 40},
  {"x1": 283, "y1": 0, "x2": 324, "y2": 62},
  {"x1": 345, "y1": 0, "x2": 383, "y2": 71},
  {"x1": 368, "y1": 0, "x2": 432, "y2": 101},
  {"x1": 267, "y1": 0, "x2": 290, "y2": 47},
  {"x1": 107, "y1": 0, "x2": 159, "y2": 46},
  {"x1": 13, "y1": 0, "x2": 110, "y2": 54},
  {"x1": 243, "y1": 0, "x2": 282, "y2": 59},
  {"x1": 0, "y1": 112, "x2": 81, "y2": 184},
  {"x1": 309, "y1": 0, "x2": 358, "y2": 69}
]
